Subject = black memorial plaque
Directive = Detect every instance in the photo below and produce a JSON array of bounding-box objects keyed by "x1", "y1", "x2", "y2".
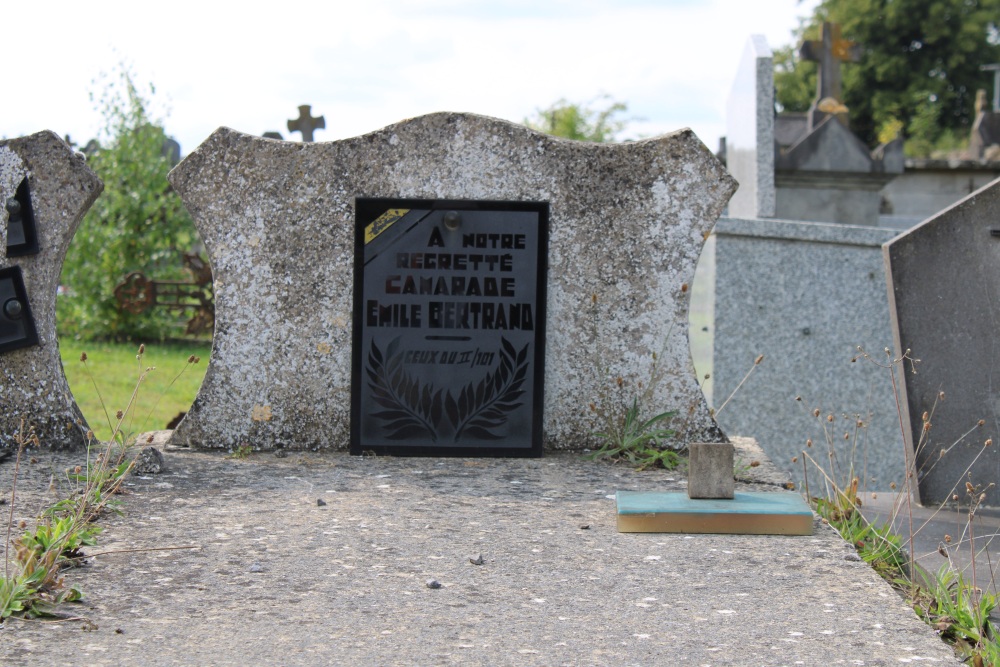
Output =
[
  {"x1": 351, "y1": 199, "x2": 548, "y2": 457},
  {"x1": 0, "y1": 265, "x2": 39, "y2": 354}
]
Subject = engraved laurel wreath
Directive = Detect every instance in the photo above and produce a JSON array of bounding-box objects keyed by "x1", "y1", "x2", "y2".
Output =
[{"x1": 365, "y1": 336, "x2": 529, "y2": 442}]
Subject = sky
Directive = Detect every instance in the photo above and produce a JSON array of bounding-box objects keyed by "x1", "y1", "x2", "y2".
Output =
[{"x1": 5, "y1": 0, "x2": 819, "y2": 156}]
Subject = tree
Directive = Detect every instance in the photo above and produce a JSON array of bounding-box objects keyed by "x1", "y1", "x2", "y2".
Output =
[
  {"x1": 523, "y1": 95, "x2": 631, "y2": 142},
  {"x1": 58, "y1": 67, "x2": 199, "y2": 341},
  {"x1": 774, "y1": 0, "x2": 1000, "y2": 155}
]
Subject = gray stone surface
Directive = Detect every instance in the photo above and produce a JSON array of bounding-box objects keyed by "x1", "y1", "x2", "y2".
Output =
[
  {"x1": 168, "y1": 114, "x2": 736, "y2": 451},
  {"x1": 688, "y1": 441, "x2": 735, "y2": 499},
  {"x1": 879, "y1": 159, "x2": 1000, "y2": 227},
  {"x1": 884, "y1": 177, "x2": 1000, "y2": 505},
  {"x1": 0, "y1": 131, "x2": 102, "y2": 450},
  {"x1": 713, "y1": 217, "x2": 904, "y2": 490},
  {"x1": 726, "y1": 35, "x2": 775, "y2": 219},
  {"x1": 0, "y1": 443, "x2": 961, "y2": 666},
  {"x1": 774, "y1": 118, "x2": 900, "y2": 227}
]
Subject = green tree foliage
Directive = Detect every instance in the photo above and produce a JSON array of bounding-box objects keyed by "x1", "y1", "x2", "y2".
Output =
[
  {"x1": 58, "y1": 68, "x2": 198, "y2": 342},
  {"x1": 524, "y1": 95, "x2": 631, "y2": 142},
  {"x1": 774, "y1": 0, "x2": 1000, "y2": 155}
]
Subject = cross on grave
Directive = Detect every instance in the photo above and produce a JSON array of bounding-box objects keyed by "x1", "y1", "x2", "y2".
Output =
[
  {"x1": 799, "y1": 22, "x2": 861, "y2": 128},
  {"x1": 287, "y1": 105, "x2": 325, "y2": 142},
  {"x1": 113, "y1": 253, "x2": 215, "y2": 336}
]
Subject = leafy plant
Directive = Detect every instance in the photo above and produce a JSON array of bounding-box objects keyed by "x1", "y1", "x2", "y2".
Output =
[
  {"x1": 912, "y1": 566, "x2": 998, "y2": 650},
  {"x1": 228, "y1": 443, "x2": 253, "y2": 460},
  {"x1": 524, "y1": 95, "x2": 633, "y2": 142},
  {"x1": 57, "y1": 63, "x2": 200, "y2": 342},
  {"x1": 588, "y1": 397, "x2": 679, "y2": 470}
]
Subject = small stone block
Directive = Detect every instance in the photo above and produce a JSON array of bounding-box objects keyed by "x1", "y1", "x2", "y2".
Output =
[
  {"x1": 687, "y1": 442, "x2": 735, "y2": 499},
  {"x1": 615, "y1": 491, "x2": 813, "y2": 535}
]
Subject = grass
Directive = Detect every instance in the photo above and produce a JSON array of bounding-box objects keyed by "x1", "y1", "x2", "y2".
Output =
[
  {"x1": 802, "y1": 345, "x2": 1000, "y2": 665},
  {"x1": 3, "y1": 343, "x2": 204, "y2": 622},
  {"x1": 59, "y1": 339, "x2": 211, "y2": 441}
]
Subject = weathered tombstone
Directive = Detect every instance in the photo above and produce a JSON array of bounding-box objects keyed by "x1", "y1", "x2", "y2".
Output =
[
  {"x1": 725, "y1": 35, "x2": 775, "y2": 219},
  {"x1": 884, "y1": 177, "x2": 1000, "y2": 505},
  {"x1": 167, "y1": 113, "x2": 734, "y2": 451},
  {"x1": 0, "y1": 132, "x2": 102, "y2": 449},
  {"x1": 287, "y1": 105, "x2": 325, "y2": 142}
]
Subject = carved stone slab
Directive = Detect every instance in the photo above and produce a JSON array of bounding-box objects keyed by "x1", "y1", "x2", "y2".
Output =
[
  {"x1": 168, "y1": 113, "x2": 735, "y2": 451},
  {"x1": 884, "y1": 177, "x2": 1000, "y2": 505},
  {"x1": 0, "y1": 132, "x2": 102, "y2": 449}
]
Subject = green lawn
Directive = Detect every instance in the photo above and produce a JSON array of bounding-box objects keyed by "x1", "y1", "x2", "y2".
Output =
[{"x1": 59, "y1": 339, "x2": 212, "y2": 442}]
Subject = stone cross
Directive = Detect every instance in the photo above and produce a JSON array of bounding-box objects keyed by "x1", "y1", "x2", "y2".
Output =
[
  {"x1": 287, "y1": 105, "x2": 326, "y2": 142},
  {"x1": 800, "y1": 22, "x2": 861, "y2": 126}
]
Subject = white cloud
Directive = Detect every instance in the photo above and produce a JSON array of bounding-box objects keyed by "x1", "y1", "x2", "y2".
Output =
[{"x1": 5, "y1": 0, "x2": 818, "y2": 153}]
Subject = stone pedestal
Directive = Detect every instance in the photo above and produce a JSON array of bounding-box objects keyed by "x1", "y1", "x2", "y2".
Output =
[{"x1": 687, "y1": 442, "x2": 735, "y2": 499}]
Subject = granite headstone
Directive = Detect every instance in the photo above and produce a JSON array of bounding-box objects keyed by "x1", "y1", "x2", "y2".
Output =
[
  {"x1": 725, "y1": 35, "x2": 775, "y2": 219},
  {"x1": 713, "y1": 217, "x2": 902, "y2": 488}
]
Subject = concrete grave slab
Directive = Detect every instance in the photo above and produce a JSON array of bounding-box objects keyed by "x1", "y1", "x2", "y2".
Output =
[
  {"x1": 168, "y1": 113, "x2": 736, "y2": 451},
  {"x1": 884, "y1": 177, "x2": 1000, "y2": 505},
  {"x1": 0, "y1": 131, "x2": 102, "y2": 449}
]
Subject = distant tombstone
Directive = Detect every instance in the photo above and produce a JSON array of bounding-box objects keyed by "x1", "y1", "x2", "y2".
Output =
[
  {"x1": 287, "y1": 105, "x2": 325, "y2": 142},
  {"x1": 167, "y1": 113, "x2": 735, "y2": 451},
  {"x1": 725, "y1": 34, "x2": 775, "y2": 219},
  {"x1": 884, "y1": 177, "x2": 1000, "y2": 505},
  {"x1": 162, "y1": 136, "x2": 182, "y2": 166},
  {"x1": 262, "y1": 131, "x2": 284, "y2": 140},
  {"x1": 80, "y1": 139, "x2": 101, "y2": 157},
  {"x1": 969, "y1": 64, "x2": 1000, "y2": 159},
  {"x1": 0, "y1": 132, "x2": 102, "y2": 449}
]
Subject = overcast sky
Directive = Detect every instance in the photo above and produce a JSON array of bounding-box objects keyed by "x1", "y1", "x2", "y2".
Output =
[{"x1": 6, "y1": 0, "x2": 819, "y2": 155}]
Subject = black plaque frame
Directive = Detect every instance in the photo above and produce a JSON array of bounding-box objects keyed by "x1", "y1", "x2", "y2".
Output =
[
  {"x1": 0, "y1": 265, "x2": 39, "y2": 354},
  {"x1": 351, "y1": 198, "x2": 548, "y2": 457}
]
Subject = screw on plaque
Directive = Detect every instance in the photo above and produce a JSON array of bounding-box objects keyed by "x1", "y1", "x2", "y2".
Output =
[
  {"x1": 6, "y1": 177, "x2": 39, "y2": 257},
  {"x1": 4, "y1": 298, "x2": 23, "y2": 319},
  {"x1": 0, "y1": 266, "x2": 39, "y2": 353},
  {"x1": 442, "y1": 211, "x2": 461, "y2": 230}
]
